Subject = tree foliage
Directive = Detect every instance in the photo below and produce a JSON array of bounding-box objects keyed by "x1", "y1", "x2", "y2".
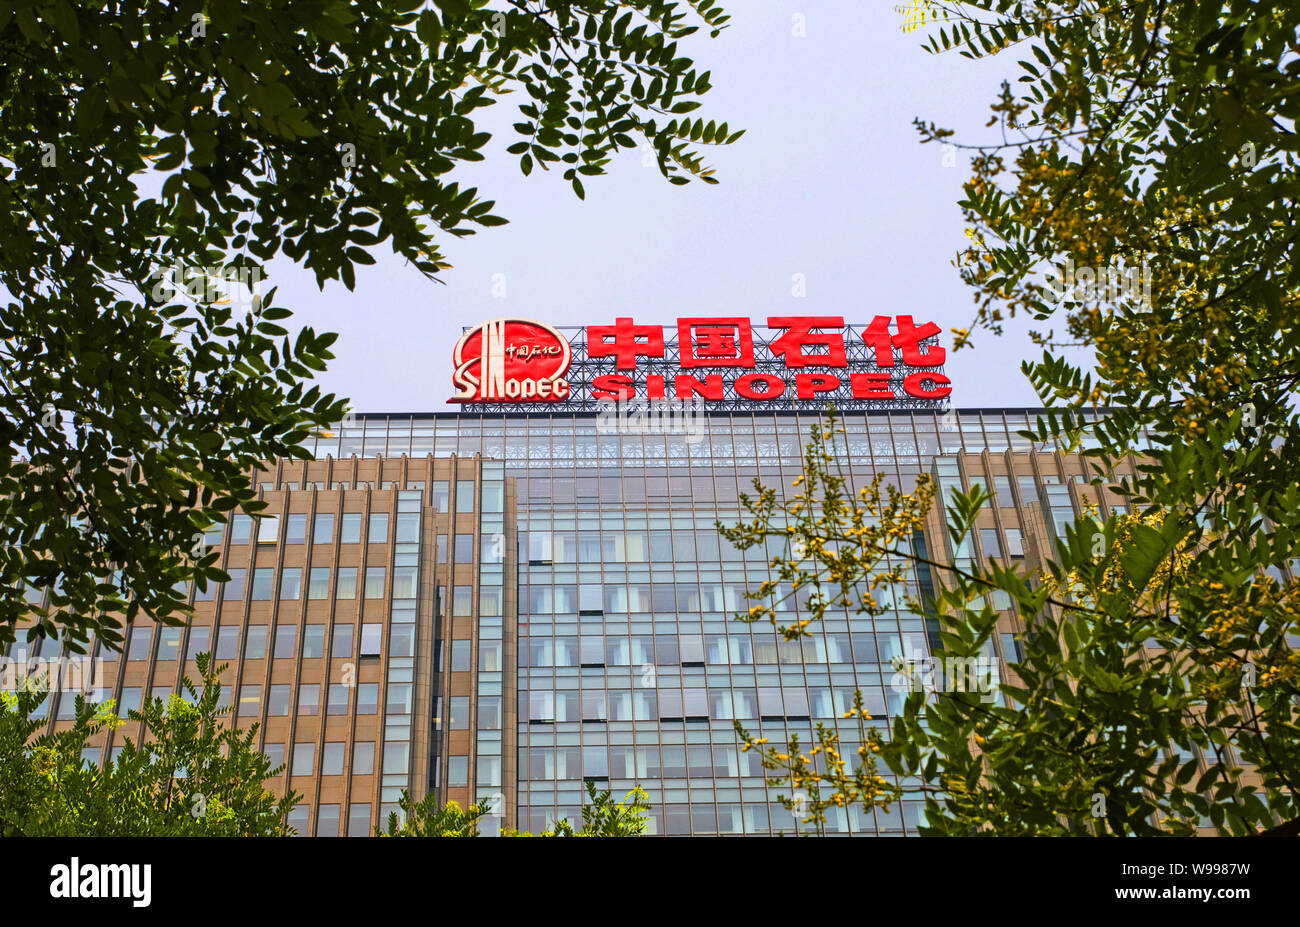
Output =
[
  {"x1": 385, "y1": 779, "x2": 650, "y2": 836},
  {"x1": 0, "y1": 0, "x2": 739, "y2": 651},
  {"x1": 381, "y1": 790, "x2": 493, "y2": 837},
  {"x1": 730, "y1": 0, "x2": 1300, "y2": 836},
  {"x1": 0, "y1": 653, "x2": 297, "y2": 835}
]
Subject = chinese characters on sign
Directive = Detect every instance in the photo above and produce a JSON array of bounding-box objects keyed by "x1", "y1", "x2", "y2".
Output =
[{"x1": 451, "y1": 316, "x2": 951, "y2": 408}]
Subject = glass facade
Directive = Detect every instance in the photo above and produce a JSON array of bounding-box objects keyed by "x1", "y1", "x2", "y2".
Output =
[{"x1": 20, "y1": 409, "x2": 1172, "y2": 836}]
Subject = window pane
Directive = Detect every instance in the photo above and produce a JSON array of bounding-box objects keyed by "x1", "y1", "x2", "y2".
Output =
[
  {"x1": 369, "y1": 513, "x2": 389, "y2": 544},
  {"x1": 286, "y1": 514, "x2": 307, "y2": 545},
  {"x1": 341, "y1": 513, "x2": 362, "y2": 544},
  {"x1": 456, "y1": 480, "x2": 475, "y2": 512},
  {"x1": 322, "y1": 742, "x2": 346, "y2": 776},
  {"x1": 214, "y1": 627, "x2": 240, "y2": 661},
  {"x1": 353, "y1": 742, "x2": 375, "y2": 775},
  {"x1": 268, "y1": 685, "x2": 291, "y2": 715},
  {"x1": 303, "y1": 625, "x2": 325, "y2": 659},
  {"x1": 298, "y1": 684, "x2": 320, "y2": 715},
  {"x1": 245, "y1": 626, "x2": 268, "y2": 660},
  {"x1": 327, "y1": 683, "x2": 349, "y2": 715},
  {"x1": 336, "y1": 567, "x2": 357, "y2": 599},
  {"x1": 251, "y1": 569, "x2": 274, "y2": 600},
  {"x1": 274, "y1": 626, "x2": 296, "y2": 659},
  {"x1": 357, "y1": 684, "x2": 379, "y2": 714},
  {"x1": 347, "y1": 803, "x2": 371, "y2": 836},
  {"x1": 364, "y1": 567, "x2": 385, "y2": 599},
  {"x1": 309, "y1": 568, "x2": 330, "y2": 599},
  {"x1": 360, "y1": 624, "x2": 382, "y2": 657},
  {"x1": 332, "y1": 624, "x2": 353, "y2": 658},
  {"x1": 280, "y1": 568, "x2": 302, "y2": 600},
  {"x1": 292, "y1": 743, "x2": 315, "y2": 776},
  {"x1": 222, "y1": 568, "x2": 246, "y2": 603},
  {"x1": 313, "y1": 513, "x2": 335, "y2": 544},
  {"x1": 257, "y1": 516, "x2": 279, "y2": 544}
]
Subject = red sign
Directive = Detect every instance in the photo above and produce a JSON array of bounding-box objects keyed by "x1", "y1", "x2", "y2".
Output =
[
  {"x1": 452, "y1": 316, "x2": 951, "y2": 404},
  {"x1": 450, "y1": 318, "x2": 572, "y2": 402}
]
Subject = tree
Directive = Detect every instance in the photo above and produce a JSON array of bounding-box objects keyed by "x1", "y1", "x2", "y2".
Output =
[
  {"x1": 537, "y1": 781, "x2": 651, "y2": 836},
  {"x1": 0, "y1": 0, "x2": 741, "y2": 651},
  {"x1": 727, "y1": 0, "x2": 1300, "y2": 837},
  {"x1": 385, "y1": 780, "x2": 651, "y2": 836},
  {"x1": 0, "y1": 653, "x2": 297, "y2": 835},
  {"x1": 380, "y1": 790, "x2": 493, "y2": 837}
]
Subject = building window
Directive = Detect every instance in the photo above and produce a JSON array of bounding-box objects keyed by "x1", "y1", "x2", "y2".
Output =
[
  {"x1": 286, "y1": 514, "x2": 308, "y2": 545},
  {"x1": 357, "y1": 683, "x2": 379, "y2": 714},
  {"x1": 158, "y1": 627, "x2": 182, "y2": 661},
  {"x1": 292, "y1": 743, "x2": 315, "y2": 777},
  {"x1": 395, "y1": 513, "x2": 420, "y2": 543},
  {"x1": 327, "y1": 684, "x2": 349, "y2": 715},
  {"x1": 298, "y1": 684, "x2": 320, "y2": 715},
  {"x1": 454, "y1": 534, "x2": 474, "y2": 563},
  {"x1": 447, "y1": 756, "x2": 468, "y2": 786},
  {"x1": 431, "y1": 481, "x2": 450, "y2": 513},
  {"x1": 1005, "y1": 528, "x2": 1025, "y2": 558},
  {"x1": 383, "y1": 742, "x2": 410, "y2": 776},
  {"x1": 308, "y1": 568, "x2": 330, "y2": 599},
  {"x1": 332, "y1": 624, "x2": 354, "y2": 658},
  {"x1": 453, "y1": 586, "x2": 473, "y2": 617},
  {"x1": 251, "y1": 568, "x2": 274, "y2": 600},
  {"x1": 313, "y1": 513, "x2": 335, "y2": 544},
  {"x1": 186, "y1": 626, "x2": 210, "y2": 661},
  {"x1": 364, "y1": 567, "x2": 385, "y2": 599},
  {"x1": 127, "y1": 625, "x2": 152, "y2": 661},
  {"x1": 450, "y1": 640, "x2": 471, "y2": 672},
  {"x1": 322, "y1": 742, "x2": 346, "y2": 776},
  {"x1": 369, "y1": 513, "x2": 389, "y2": 544},
  {"x1": 274, "y1": 626, "x2": 296, "y2": 659},
  {"x1": 303, "y1": 625, "x2": 325, "y2": 659},
  {"x1": 456, "y1": 480, "x2": 475, "y2": 512},
  {"x1": 347, "y1": 803, "x2": 371, "y2": 837},
  {"x1": 387, "y1": 683, "x2": 412, "y2": 714},
  {"x1": 214, "y1": 627, "x2": 240, "y2": 660},
  {"x1": 317, "y1": 804, "x2": 340, "y2": 837},
  {"x1": 392, "y1": 567, "x2": 417, "y2": 600},
  {"x1": 221, "y1": 568, "x2": 246, "y2": 603},
  {"x1": 268, "y1": 684, "x2": 291, "y2": 716},
  {"x1": 230, "y1": 514, "x2": 253, "y2": 545},
  {"x1": 280, "y1": 568, "x2": 302, "y2": 600},
  {"x1": 245, "y1": 626, "x2": 268, "y2": 660},
  {"x1": 336, "y1": 567, "x2": 358, "y2": 599},
  {"x1": 257, "y1": 515, "x2": 279, "y2": 544},
  {"x1": 237, "y1": 685, "x2": 261, "y2": 718},
  {"x1": 287, "y1": 807, "x2": 310, "y2": 836},
  {"x1": 353, "y1": 742, "x2": 375, "y2": 775},
  {"x1": 979, "y1": 529, "x2": 1002, "y2": 558},
  {"x1": 360, "y1": 623, "x2": 382, "y2": 658},
  {"x1": 341, "y1": 513, "x2": 362, "y2": 544},
  {"x1": 449, "y1": 697, "x2": 469, "y2": 730}
]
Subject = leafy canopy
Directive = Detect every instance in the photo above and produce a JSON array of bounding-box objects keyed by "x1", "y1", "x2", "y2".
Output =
[
  {"x1": 0, "y1": 0, "x2": 739, "y2": 651},
  {"x1": 730, "y1": 0, "x2": 1300, "y2": 836},
  {"x1": 0, "y1": 653, "x2": 297, "y2": 836}
]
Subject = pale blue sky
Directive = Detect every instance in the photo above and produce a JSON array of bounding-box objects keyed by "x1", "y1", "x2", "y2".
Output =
[{"x1": 278, "y1": 1, "x2": 1057, "y2": 413}]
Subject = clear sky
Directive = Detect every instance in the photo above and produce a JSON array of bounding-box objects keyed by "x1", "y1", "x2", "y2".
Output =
[{"x1": 277, "y1": 1, "x2": 1057, "y2": 413}]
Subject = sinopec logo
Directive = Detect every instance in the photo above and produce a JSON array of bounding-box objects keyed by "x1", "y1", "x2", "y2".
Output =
[{"x1": 451, "y1": 318, "x2": 572, "y2": 402}]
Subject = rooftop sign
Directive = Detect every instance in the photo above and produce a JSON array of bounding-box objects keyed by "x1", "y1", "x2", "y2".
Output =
[{"x1": 451, "y1": 316, "x2": 951, "y2": 412}]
